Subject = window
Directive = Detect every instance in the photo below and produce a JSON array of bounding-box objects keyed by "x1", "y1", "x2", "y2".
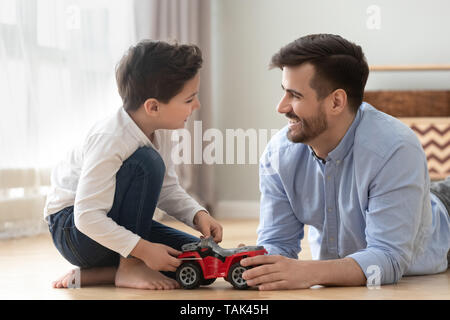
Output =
[{"x1": 0, "y1": 0, "x2": 136, "y2": 168}]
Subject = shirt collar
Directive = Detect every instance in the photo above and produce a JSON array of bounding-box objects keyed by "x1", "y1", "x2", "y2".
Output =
[
  {"x1": 119, "y1": 106, "x2": 159, "y2": 150},
  {"x1": 309, "y1": 147, "x2": 327, "y2": 164},
  {"x1": 326, "y1": 104, "x2": 363, "y2": 163}
]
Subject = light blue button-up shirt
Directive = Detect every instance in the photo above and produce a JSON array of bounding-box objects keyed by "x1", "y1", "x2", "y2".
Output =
[{"x1": 257, "y1": 102, "x2": 449, "y2": 284}]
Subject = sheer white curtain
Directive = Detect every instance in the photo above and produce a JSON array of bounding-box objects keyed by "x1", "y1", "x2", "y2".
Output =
[
  {"x1": 0, "y1": 0, "x2": 136, "y2": 238},
  {"x1": 0, "y1": 0, "x2": 136, "y2": 168}
]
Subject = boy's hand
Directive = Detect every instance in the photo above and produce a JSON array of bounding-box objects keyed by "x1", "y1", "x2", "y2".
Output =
[
  {"x1": 194, "y1": 210, "x2": 223, "y2": 243},
  {"x1": 130, "y1": 239, "x2": 182, "y2": 272}
]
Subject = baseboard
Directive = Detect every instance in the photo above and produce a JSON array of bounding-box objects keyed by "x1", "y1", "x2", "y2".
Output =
[{"x1": 213, "y1": 200, "x2": 260, "y2": 219}]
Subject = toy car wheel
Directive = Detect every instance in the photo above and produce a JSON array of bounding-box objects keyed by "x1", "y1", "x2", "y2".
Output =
[
  {"x1": 227, "y1": 262, "x2": 249, "y2": 290},
  {"x1": 176, "y1": 262, "x2": 202, "y2": 289}
]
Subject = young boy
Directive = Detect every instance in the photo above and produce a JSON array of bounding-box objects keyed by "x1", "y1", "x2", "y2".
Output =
[{"x1": 44, "y1": 40, "x2": 223, "y2": 290}]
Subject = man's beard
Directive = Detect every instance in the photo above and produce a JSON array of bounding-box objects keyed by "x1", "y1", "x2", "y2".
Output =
[{"x1": 286, "y1": 103, "x2": 328, "y2": 143}]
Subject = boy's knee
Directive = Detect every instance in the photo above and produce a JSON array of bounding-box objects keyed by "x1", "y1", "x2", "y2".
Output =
[{"x1": 127, "y1": 147, "x2": 166, "y2": 179}]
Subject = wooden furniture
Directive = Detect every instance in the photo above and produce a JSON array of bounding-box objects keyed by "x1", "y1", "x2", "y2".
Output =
[{"x1": 370, "y1": 65, "x2": 450, "y2": 71}]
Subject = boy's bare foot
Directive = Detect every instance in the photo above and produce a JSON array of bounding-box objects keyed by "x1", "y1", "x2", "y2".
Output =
[
  {"x1": 52, "y1": 266, "x2": 117, "y2": 288},
  {"x1": 52, "y1": 258, "x2": 179, "y2": 290},
  {"x1": 114, "y1": 257, "x2": 180, "y2": 290}
]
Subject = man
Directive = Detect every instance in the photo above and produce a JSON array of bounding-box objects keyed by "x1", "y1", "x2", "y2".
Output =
[{"x1": 240, "y1": 34, "x2": 450, "y2": 290}]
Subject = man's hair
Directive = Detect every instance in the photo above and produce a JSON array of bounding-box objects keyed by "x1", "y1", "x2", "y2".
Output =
[
  {"x1": 116, "y1": 40, "x2": 203, "y2": 111},
  {"x1": 270, "y1": 34, "x2": 369, "y2": 113}
]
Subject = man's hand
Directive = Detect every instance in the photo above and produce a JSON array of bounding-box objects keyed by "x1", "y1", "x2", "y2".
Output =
[
  {"x1": 240, "y1": 255, "x2": 366, "y2": 290},
  {"x1": 130, "y1": 239, "x2": 182, "y2": 272},
  {"x1": 193, "y1": 210, "x2": 223, "y2": 243},
  {"x1": 240, "y1": 255, "x2": 314, "y2": 290}
]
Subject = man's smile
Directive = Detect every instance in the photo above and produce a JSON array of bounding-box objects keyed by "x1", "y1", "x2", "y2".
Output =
[{"x1": 286, "y1": 112, "x2": 301, "y2": 128}]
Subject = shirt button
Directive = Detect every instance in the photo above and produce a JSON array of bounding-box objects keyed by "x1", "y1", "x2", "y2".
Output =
[
  {"x1": 336, "y1": 160, "x2": 341, "y2": 164},
  {"x1": 327, "y1": 208, "x2": 332, "y2": 212},
  {"x1": 327, "y1": 175, "x2": 331, "y2": 180},
  {"x1": 330, "y1": 237, "x2": 334, "y2": 242}
]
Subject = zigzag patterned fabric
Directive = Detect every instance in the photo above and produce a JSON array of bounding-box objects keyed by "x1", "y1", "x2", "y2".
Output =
[{"x1": 399, "y1": 117, "x2": 450, "y2": 180}]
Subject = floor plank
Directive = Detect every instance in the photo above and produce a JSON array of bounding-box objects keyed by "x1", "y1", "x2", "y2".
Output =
[{"x1": 0, "y1": 218, "x2": 448, "y2": 300}]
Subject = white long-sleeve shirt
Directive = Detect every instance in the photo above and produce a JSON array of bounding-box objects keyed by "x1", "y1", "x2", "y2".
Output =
[{"x1": 44, "y1": 107, "x2": 206, "y2": 258}]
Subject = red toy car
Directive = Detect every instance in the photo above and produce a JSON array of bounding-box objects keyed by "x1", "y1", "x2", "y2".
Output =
[{"x1": 176, "y1": 237, "x2": 267, "y2": 289}]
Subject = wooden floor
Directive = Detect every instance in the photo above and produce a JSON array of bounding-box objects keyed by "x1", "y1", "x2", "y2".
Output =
[{"x1": 0, "y1": 218, "x2": 449, "y2": 300}]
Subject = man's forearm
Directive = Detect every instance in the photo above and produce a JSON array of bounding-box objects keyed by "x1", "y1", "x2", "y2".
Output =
[
  {"x1": 309, "y1": 257, "x2": 367, "y2": 287},
  {"x1": 241, "y1": 254, "x2": 368, "y2": 290}
]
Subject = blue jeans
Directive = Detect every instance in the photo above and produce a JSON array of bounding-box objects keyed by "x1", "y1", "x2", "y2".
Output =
[
  {"x1": 430, "y1": 176, "x2": 450, "y2": 266},
  {"x1": 47, "y1": 147, "x2": 199, "y2": 277}
]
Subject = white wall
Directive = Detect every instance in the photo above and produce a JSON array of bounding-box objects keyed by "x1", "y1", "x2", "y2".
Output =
[{"x1": 209, "y1": 0, "x2": 450, "y2": 205}]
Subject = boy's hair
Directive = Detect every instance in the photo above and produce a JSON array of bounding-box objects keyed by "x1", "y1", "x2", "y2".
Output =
[
  {"x1": 270, "y1": 34, "x2": 369, "y2": 113},
  {"x1": 116, "y1": 40, "x2": 203, "y2": 111}
]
